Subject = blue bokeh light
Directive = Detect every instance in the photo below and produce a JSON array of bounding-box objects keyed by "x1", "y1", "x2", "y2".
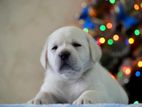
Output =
[{"x1": 135, "y1": 71, "x2": 141, "y2": 77}]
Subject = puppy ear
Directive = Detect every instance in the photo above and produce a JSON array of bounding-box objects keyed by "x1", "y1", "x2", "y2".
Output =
[
  {"x1": 86, "y1": 34, "x2": 102, "y2": 63},
  {"x1": 40, "y1": 39, "x2": 48, "y2": 70}
]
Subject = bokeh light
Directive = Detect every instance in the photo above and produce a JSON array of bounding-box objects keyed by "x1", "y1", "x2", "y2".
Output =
[
  {"x1": 106, "y1": 22, "x2": 112, "y2": 29},
  {"x1": 141, "y1": 3, "x2": 142, "y2": 8},
  {"x1": 99, "y1": 37, "x2": 106, "y2": 44},
  {"x1": 117, "y1": 71, "x2": 123, "y2": 78},
  {"x1": 125, "y1": 39, "x2": 129, "y2": 45},
  {"x1": 134, "y1": 29, "x2": 140, "y2": 36},
  {"x1": 83, "y1": 28, "x2": 89, "y2": 33},
  {"x1": 78, "y1": 0, "x2": 142, "y2": 103},
  {"x1": 89, "y1": 7, "x2": 96, "y2": 17},
  {"x1": 113, "y1": 34, "x2": 119, "y2": 41},
  {"x1": 96, "y1": 38, "x2": 101, "y2": 46},
  {"x1": 134, "y1": 4, "x2": 140, "y2": 10},
  {"x1": 138, "y1": 61, "x2": 142, "y2": 68},
  {"x1": 125, "y1": 68, "x2": 131, "y2": 76},
  {"x1": 135, "y1": 71, "x2": 141, "y2": 77},
  {"x1": 107, "y1": 39, "x2": 113, "y2": 45},
  {"x1": 109, "y1": 0, "x2": 116, "y2": 4},
  {"x1": 122, "y1": 66, "x2": 131, "y2": 76},
  {"x1": 134, "y1": 101, "x2": 139, "y2": 104},
  {"x1": 99, "y1": 24, "x2": 106, "y2": 31},
  {"x1": 128, "y1": 38, "x2": 134, "y2": 44}
]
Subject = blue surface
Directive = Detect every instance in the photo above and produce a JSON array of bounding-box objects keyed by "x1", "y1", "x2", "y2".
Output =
[{"x1": 0, "y1": 104, "x2": 142, "y2": 107}]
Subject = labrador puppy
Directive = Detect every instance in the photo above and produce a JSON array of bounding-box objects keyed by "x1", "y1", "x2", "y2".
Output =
[{"x1": 29, "y1": 26, "x2": 128, "y2": 104}]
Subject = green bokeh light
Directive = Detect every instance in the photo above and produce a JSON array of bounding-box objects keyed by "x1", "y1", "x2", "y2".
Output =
[
  {"x1": 109, "y1": 0, "x2": 116, "y2": 4},
  {"x1": 140, "y1": 2, "x2": 142, "y2": 8},
  {"x1": 99, "y1": 25, "x2": 106, "y2": 31},
  {"x1": 117, "y1": 71, "x2": 123, "y2": 79},
  {"x1": 83, "y1": 28, "x2": 89, "y2": 33},
  {"x1": 134, "y1": 29, "x2": 140, "y2": 36},
  {"x1": 107, "y1": 39, "x2": 113, "y2": 45},
  {"x1": 134, "y1": 101, "x2": 139, "y2": 104}
]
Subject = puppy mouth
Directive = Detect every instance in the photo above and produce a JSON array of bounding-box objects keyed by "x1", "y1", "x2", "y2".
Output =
[
  {"x1": 58, "y1": 59, "x2": 81, "y2": 74},
  {"x1": 59, "y1": 62, "x2": 73, "y2": 71}
]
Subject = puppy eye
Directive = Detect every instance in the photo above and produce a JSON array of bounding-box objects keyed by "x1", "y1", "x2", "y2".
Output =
[
  {"x1": 52, "y1": 45, "x2": 58, "y2": 50},
  {"x1": 72, "y1": 42, "x2": 82, "y2": 47}
]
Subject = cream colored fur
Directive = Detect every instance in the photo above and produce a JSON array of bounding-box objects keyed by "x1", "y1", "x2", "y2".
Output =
[{"x1": 29, "y1": 26, "x2": 128, "y2": 104}]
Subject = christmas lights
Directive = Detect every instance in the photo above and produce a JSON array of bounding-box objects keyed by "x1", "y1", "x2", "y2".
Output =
[
  {"x1": 109, "y1": 0, "x2": 116, "y2": 4},
  {"x1": 134, "y1": 4, "x2": 140, "y2": 11},
  {"x1": 128, "y1": 38, "x2": 134, "y2": 45},
  {"x1": 137, "y1": 61, "x2": 142, "y2": 68},
  {"x1": 135, "y1": 71, "x2": 141, "y2": 77},
  {"x1": 83, "y1": 28, "x2": 89, "y2": 33},
  {"x1": 106, "y1": 22, "x2": 112, "y2": 29},
  {"x1": 78, "y1": 0, "x2": 142, "y2": 103},
  {"x1": 134, "y1": 29, "x2": 140, "y2": 36},
  {"x1": 107, "y1": 39, "x2": 113, "y2": 45},
  {"x1": 99, "y1": 37, "x2": 106, "y2": 44},
  {"x1": 113, "y1": 34, "x2": 119, "y2": 41},
  {"x1": 99, "y1": 24, "x2": 106, "y2": 32}
]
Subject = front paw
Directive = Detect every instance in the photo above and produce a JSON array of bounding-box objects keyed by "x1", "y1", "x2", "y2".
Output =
[
  {"x1": 28, "y1": 98, "x2": 46, "y2": 104},
  {"x1": 28, "y1": 92, "x2": 55, "y2": 104},
  {"x1": 73, "y1": 96, "x2": 93, "y2": 104},
  {"x1": 73, "y1": 90, "x2": 95, "y2": 104}
]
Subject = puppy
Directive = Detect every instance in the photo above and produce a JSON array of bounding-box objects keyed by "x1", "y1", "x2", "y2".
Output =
[{"x1": 29, "y1": 26, "x2": 128, "y2": 104}]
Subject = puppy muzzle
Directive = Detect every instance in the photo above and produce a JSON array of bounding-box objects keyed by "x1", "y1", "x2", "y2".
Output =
[{"x1": 59, "y1": 51, "x2": 71, "y2": 61}]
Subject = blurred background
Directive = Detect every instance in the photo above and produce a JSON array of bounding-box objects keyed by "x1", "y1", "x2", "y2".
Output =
[
  {"x1": 0, "y1": 0, "x2": 83, "y2": 103},
  {"x1": 0, "y1": 0, "x2": 142, "y2": 104},
  {"x1": 78, "y1": 0, "x2": 142, "y2": 104}
]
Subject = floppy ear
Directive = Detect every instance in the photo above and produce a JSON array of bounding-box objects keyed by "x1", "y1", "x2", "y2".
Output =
[
  {"x1": 86, "y1": 34, "x2": 102, "y2": 63},
  {"x1": 40, "y1": 39, "x2": 48, "y2": 70}
]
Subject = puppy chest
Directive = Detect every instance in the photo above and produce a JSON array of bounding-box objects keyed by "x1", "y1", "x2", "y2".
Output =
[{"x1": 60, "y1": 82, "x2": 87, "y2": 103}]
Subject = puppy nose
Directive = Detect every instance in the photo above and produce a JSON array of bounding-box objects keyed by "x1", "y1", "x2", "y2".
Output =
[{"x1": 59, "y1": 51, "x2": 70, "y2": 60}]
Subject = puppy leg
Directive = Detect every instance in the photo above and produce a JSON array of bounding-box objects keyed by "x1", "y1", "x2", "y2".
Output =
[
  {"x1": 28, "y1": 91, "x2": 56, "y2": 104},
  {"x1": 73, "y1": 90, "x2": 109, "y2": 104}
]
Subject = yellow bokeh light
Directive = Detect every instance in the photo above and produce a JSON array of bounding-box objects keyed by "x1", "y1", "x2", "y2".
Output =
[
  {"x1": 99, "y1": 37, "x2": 106, "y2": 44},
  {"x1": 122, "y1": 66, "x2": 131, "y2": 76},
  {"x1": 138, "y1": 61, "x2": 142, "y2": 68},
  {"x1": 125, "y1": 68, "x2": 131, "y2": 76},
  {"x1": 134, "y1": 4, "x2": 140, "y2": 10},
  {"x1": 113, "y1": 34, "x2": 119, "y2": 41},
  {"x1": 128, "y1": 38, "x2": 134, "y2": 44}
]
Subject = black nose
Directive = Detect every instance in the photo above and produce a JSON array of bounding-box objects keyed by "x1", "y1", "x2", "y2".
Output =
[{"x1": 59, "y1": 51, "x2": 70, "y2": 60}]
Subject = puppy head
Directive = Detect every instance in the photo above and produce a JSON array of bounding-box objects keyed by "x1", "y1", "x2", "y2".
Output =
[{"x1": 40, "y1": 26, "x2": 102, "y2": 79}]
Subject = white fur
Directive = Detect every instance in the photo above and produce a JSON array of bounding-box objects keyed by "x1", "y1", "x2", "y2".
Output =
[{"x1": 29, "y1": 26, "x2": 128, "y2": 104}]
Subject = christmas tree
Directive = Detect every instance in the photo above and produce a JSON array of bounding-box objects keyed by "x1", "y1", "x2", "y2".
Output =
[{"x1": 77, "y1": 0, "x2": 142, "y2": 104}]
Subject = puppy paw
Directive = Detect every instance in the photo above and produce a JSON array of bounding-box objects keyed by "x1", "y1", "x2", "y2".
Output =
[
  {"x1": 28, "y1": 97, "x2": 49, "y2": 104},
  {"x1": 73, "y1": 90, "x2": 109, "y2": 104},
  {"x1": 73, "y1": 97, "x2": 93, "y2": 104},
  {"x1": 73, "y1": 90, "x2": 95, "y2": 104},
  {"x1": 27, "y1": 92, "x2": 55, "y2": 104}
]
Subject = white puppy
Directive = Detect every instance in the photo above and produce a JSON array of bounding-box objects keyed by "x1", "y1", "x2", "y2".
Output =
[{"x1": 29, "y1": 26, "x2": 128, "y2": 104}]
